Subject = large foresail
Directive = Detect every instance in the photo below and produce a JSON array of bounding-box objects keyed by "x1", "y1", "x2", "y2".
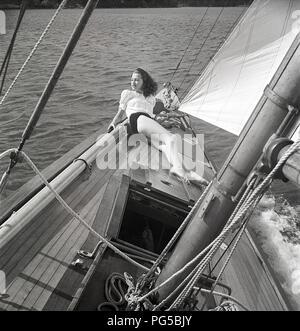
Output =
[{"x1": 180, "y1": 0, "x2": 300, "y2": 137}]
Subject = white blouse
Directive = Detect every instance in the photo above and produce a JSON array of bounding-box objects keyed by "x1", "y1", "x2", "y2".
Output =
[{"x1": 119, "y1": 89, "x2": 156, "y2": 118}]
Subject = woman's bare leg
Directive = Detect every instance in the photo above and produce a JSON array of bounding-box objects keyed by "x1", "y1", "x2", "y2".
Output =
[
  {"x1": 136, "y1": 116, "x2": 208, "y2": 184},
  {"x1": 137, "y1": 116, "x2": 183, "y2": 172}
]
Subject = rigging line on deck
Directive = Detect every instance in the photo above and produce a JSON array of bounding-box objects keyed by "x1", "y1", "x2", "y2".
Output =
[
  {"x1": 169, "y1": 7, "x2": 209, "y2": 83},
  {"x1": 153, "y1": 255, "x2": 211, "y2": 311},
  {"x1": 123, "y1": 183, "x2": 210, "y2": 308},
  {"x1": 0, "y1": 149, "x2": 149, "y2": 273},
  {"x1": 0, "y1": 0, "x2": 68, "y2": 107},
  {"x1": 139, "y1": 138, "x2": 300, "y2": 309},
  {"x1": 171, "y1": 138, "x2": 300, "y2": 310},
  {"x1": 138, "y1": 206, "x2": 242, "y2": 308},
  {"x1": 199, "y1": 195, "x2": 263, "y2": 311},
  {"x1": 201, "y1": 208, "x2": 257, "y2": 310},
  {"x1": 0, "y1": 0, "x2": 29, "y2": 97},
  {"x1": 207, "y1": 176, "x2": 257, "y2": 276},
  {"x1": 169, "y1": 195, "x2": 263, "y2": 311},
  {"x1": 178, "y1": 5, "x2": 226, "y2": 96},
  {"x1": 194, "y1": 177, "x2": 257, "y2": 309},
  {"x1": 170, "y1": 171, "x2": 283, "y2": 309},
  {"x1": 140, "y1": 181, "x2": 213, "y2": 286},
  {"x1": 198, "y1": 288, "x2": 250, "y2": 311}
]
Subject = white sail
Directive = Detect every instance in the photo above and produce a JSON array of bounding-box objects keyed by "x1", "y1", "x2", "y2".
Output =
[{"x1": 180, "y1": 0, "x2": 300, "y2": 136}]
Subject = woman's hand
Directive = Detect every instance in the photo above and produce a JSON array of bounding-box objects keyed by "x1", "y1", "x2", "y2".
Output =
[{"x1": 107, "y1": 122, "x2": 116, "y2": 133}]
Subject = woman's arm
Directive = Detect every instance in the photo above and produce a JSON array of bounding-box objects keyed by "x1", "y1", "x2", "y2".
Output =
[
  {"x1": 107, "y1": 90, "x2": 130, "y2": 132},
  {"x1": 107, "y1": 106, "x2": 125, "y2": 132}
]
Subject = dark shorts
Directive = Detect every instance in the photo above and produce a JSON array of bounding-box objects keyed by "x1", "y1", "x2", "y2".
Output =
[{"x1": 128, "y1": 112, "x2": 152, "y2": 134}]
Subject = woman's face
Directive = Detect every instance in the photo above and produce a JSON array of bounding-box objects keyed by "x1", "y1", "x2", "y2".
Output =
[{"x1": 131, "y1": 72, "x2": 143, "y2": 93}]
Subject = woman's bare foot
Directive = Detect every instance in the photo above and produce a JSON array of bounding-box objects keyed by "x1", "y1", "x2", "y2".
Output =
[
  {"x1": 170, "y1": 167, "x2": 190, "y2": 183},
  {"x1": 187, "y1": 171, "x2": 209, "y2": 186},
  {"x1": 170, "y1": 167, "x2": 209, "y2": 186}
]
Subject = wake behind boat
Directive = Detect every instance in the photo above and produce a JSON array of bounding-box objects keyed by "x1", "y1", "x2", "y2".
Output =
[{"x1": 0, "y1": 0, "x2": 299, "y2": 311}]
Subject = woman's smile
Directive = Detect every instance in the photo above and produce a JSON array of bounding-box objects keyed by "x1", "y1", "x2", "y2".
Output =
[{"x1": 131, "y1": 72, "x2": 143, "y2": 93}]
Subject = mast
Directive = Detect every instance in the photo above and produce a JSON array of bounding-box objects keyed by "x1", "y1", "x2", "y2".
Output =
[
  {"x1": 155, "y1": 32, "x2": 300, "y2": 302},
  {"x1": 21, "y1": 0, "x2": 99, "y2": 145}
]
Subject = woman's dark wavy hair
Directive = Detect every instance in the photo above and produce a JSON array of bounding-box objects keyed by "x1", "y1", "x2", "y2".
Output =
[{"x1": 134, "y1": 68, "x2": 158, "y2": 98}]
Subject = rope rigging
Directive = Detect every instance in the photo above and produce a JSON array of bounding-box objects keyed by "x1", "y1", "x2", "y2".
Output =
[
  {"x1": 0, "y1": 0, "x2": 29, "y2": 97},
  {"x1": 169, "y1": 7, "x2": 209, "y2": 83},
  {"x1": 179, "y1": 5, "x2": 247, "y2": 100},
  {"x1": 0, "y1": 142, "x2": 265, "y2": 312},
  {"x1": 167, "y1": 139, "x2": 300, "y2": 311},
  {"x1": 122, "y1": 136, "x2": 300, "y2": 311},
  {"x1": 178, "y1": 6, "x2": 226, "y2": 98},
  {"x1": 0, "y1": 97, "x2": 299, "y2": 313},
  {"x1": 0, "y1": 2, "x2": 299, "y2": 312},
  {"x1": 168, "y1": 1, "x2": 236, "y2": 99},
  {"x1": 0, "y1": 148, "x2": 149, "y2": 273},
  {"x1": 0, "y1": 0, "x2": 68, "y2": 108},
  {"x1": 198, "y1": 178, "x2": 262, "y2": 311},
  {"x1": 0, "y1": 0, "x2": 99, "y2": 195}
]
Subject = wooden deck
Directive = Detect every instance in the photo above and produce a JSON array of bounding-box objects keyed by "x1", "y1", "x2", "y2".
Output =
[
  {"x1": 0, "y1": 164, "x2": 114, "y2": 311},
  {"x1": 211, "y1": 230, "x2": 289, "y2": 311},
  {"x1": 0, "y1": 124, "x2": 291, "y2": 311}
]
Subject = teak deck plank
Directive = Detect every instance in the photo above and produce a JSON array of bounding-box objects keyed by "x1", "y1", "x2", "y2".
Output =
[
  {"x1": 3, "y1": 187, "x2": 104, "y2": 311},
  {"x1": 0, "y1": 164, "x2": 115, "y2": 310},
  {"x1": 42, "y1": 185, "x2": 113, "y2": 311},
  {"x1": 21, "y1": 191, "x2": 104, "y2": 311},
  {"x1": 0, "y1": 166, "x2": 112, "y2": 283},
  {"x1": 212, "y1": 232, "x2": 287, "y2": 311},
  {"x1": 1, "y1": 217, "x2": 81, "y2": 311},
  {"x1": 44, "y1": 171, "x2": 131, "y2": 311},
  {"x1": 24, "y1": 149, "x2": 139, "y2": 310},
  {"x1": 10, "y1": 222, "x2": 84, "y2": 311},
  {"x1": 40, "y1": 170, "x2": 129, "y2": 311}
]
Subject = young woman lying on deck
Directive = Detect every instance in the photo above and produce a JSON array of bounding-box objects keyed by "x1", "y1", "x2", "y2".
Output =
[{"x1": 107, "y1": 68, "x2": 208, "y2": 185}]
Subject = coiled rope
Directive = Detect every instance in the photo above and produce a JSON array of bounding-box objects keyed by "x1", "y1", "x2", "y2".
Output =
[
  {"x1": 0, "y1": 0, "x2": 68, "y2": 107},
  {"x1": 0, "y1": 148, "x2": 149, "y2": 273},
  {"x1": 104, "y1": 272, "x2": 128, "y2": 307}
]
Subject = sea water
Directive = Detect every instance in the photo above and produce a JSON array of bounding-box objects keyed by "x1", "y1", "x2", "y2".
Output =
[{"x1": 0, "y1": 7, "x2": 299, "y2": 310}]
